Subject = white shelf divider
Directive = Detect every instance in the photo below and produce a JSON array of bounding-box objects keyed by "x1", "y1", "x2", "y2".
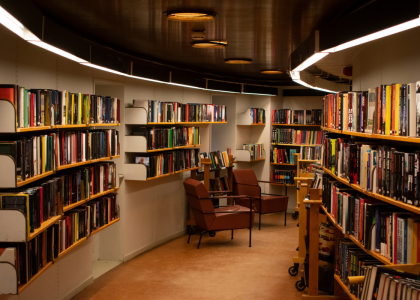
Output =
[
  {"x1": 124, "y1": 136, "x2": 148, "y2": 152},
  {"x1": 0, "y1": 100, "x2": 16, "y2": 133},
  {"x1": 0, "y1": 210, "x2": 27, "y2": 242},
  {"x1": 0, "y1": 263, "x2": 18, "y2": 295},
  {"x1": 0, "y1": 155, "x2": 17, "y2": 188},
  {"x1": 235, "y1": 149, "x2": 266, "y2": 162},
  {"x1": 125, "y1": 107, "x2": 148, "y2": 125},
  {"x1": 124, "y1": 164, "x2": 148, "y2": 181}
]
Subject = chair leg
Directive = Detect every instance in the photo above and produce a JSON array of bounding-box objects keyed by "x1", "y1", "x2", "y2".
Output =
[
  {"x1": 231, "y1": 229, "x2": 234, "y2": 239},
  {"x1": 197, "y1": 231, "x2": 204, "y2": 249},
  {"x1": 259, "y1": 213, "x2": 261, "y2": 230},
  {"x1": 249, "y1": 227, "x2": 252, "y2": 247},
  {"x1": 187, "y1": 233, "x2": 192, "y2": 244},
  {"x1": 284, "y1": 211, "x2": 287, "y2": 226}
]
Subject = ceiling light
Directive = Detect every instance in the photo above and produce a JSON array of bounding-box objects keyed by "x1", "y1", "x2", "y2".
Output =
[
  {"x1": 322, "y1": 17, "x2": 420, "y2": 53},
  {"x1": 0, "y1": 6, "x2": 39, "y2": 41},
  {"x1": 290, "y1": 71, "x2": 336, "y2": 93},
  {"x1": 29, "y1": 41, "x2": 87, "y2": 63},
  {"x1": 261, "y1": 70, "x2": 283, "y2": 74},
  {"x1": 292, "y1": 52, "x2": 329, "y2": 72},
  {"x1": 192, "y1": 41, "x2": 226, "y2": 49},
  {"x1": 210, "y1": 40, "x2": 227, "y2": 45},
  {"x1": 225, "y1": 59, "x2": 252, "y2": 64},
  {"x1": 164, "y1": 11, "x2": 216, "y2": 22},
  {"x1": 81, "y1": 62, "x2": 125, "y2": 75}
]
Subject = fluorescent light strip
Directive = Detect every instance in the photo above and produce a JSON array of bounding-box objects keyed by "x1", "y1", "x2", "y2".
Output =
[
  {"x1": 0, "y1": 6, "x2": 39, "y2": 41},
  {"x1": 206, "y1": 89, "x2": 239, "y2": 94},
  {"x1": 323, "y1": 17, "x2": 420, "y2": 53},
  {"x1": 29, "y1": 41, "x2": 87, "y2": 63},
  {"x1": 291, "y1": 71, "x2": 336, "y2": 93},
  {"x1": 292, "y1": 52, "x2": 329, "y2": 72},
  {"x1": 242, "y1": 92, "x2": 276, "y2": 96},
  {"x1": 81, "y1": 62, "x2": 126, "y2": 75}
]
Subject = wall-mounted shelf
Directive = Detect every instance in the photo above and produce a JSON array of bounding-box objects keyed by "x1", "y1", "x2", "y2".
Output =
[
  {"x1": 89, "y1": 123, "x2": 120, "y2": 127},
  {"x1": 17, "y1": 126, "x2": 52, "y2": 132},
  {"x1": 236, "y1": 108, "x2": 265, "y2": 126},
  {"x1": 272, "y1": 123, "x2": 321, "y2": 127},
  {"x1": 90, "y1": 218, "x2": 120, "y2": 236},
  {"x1": 235, "y1": 149, "x2": 265, "y2": 162},
  {"x1": 124, "y1": 164, "x2": 201, "y2": 181},
  {"x1": 63, "y1": 188, "x2": 119, "y2": 212},
  {"x1": 126, "y1": 107, "x2": 147, "y2": 125},
  {"x1": 270, "y1": 163, "x2": 296, "y2": 166},
  {"x1": 124, "y1": 135, "x2": 200, "y2": 153},
  {"x1": 271, "y1": 143, "x2": 320, "y2": 147}
]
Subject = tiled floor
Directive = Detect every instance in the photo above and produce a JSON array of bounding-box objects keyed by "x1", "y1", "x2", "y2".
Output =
[{"x1": 73, "y1": 213, "x2": 303, "y2": 300}]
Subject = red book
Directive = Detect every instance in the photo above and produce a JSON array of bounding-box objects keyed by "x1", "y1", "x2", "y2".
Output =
[
  {"x1": 272, "y1": 110, "x2": 275, "y2": 124},
  {"x1": 270, "y1": 171, "x2": 273, "y2": 182}
]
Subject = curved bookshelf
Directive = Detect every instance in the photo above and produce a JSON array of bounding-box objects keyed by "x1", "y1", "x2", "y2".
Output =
[
  {"x1": 272, "y1": 124, "x2": 321, "y2": 127},
  {"x1": 271, "y1": 143, "x2": 321, "y2": 147},
  {"x1": 62, "y1": 188, "x2": 119, "y2": 212},
  {"x1": 270, "y1": 163, "x2": 296, "y2": 166},
  {"x1": 322, "y1": 167, "x2": 420, "y2": 215},
  {"x1": 334, "y1": 275, "x2": 358, "y2": 300}
]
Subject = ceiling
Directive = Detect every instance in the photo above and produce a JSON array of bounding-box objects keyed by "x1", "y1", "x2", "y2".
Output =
[{"x1": 30, "y1": 0, "x2": 363, "y2": 85}]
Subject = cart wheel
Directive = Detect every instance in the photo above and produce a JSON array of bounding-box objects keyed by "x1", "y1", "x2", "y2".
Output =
[
  {"x1": 288, "y1": 266, "x2": 298, "y2": 276},
  {"x1": 209, "y1": 231, "x2": 216, "y2": 237},
  {"x1": 187, "y1": 225, "x2": 194, "y2": 235},
  {"x1": 295, "y1": 279, "x2": 305, "y2": 291},
  {"x1": 292, "y1": 212, "x2": 298, "y2": 220}
]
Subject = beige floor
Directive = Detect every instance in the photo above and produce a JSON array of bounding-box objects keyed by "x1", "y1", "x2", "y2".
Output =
[{"x1": 73, "y1": 213, "x2": 303, "y2": 300}]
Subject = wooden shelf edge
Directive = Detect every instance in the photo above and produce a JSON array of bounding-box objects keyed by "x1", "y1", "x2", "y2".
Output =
[
  {"x1": 63, "y1": 200, "x2": 86, "y2": 212},
  {"x1": 111, "y1": 155, "x2": 121, "y2": 159},
  {"x1": 334, "y1": 274, "x2": 358, "y2": 300},
  {"x1": 271, "y1": 143, "x2": 321, "y2": 147},
  {"x1": 18, "y1": 261, "x2": 53, "y2": 293},
  {"x1": 28, "y1": 215, "x2": 62, "y2": 241},
  {"x1": 57, "y1": 161, "x2": 90, "y2": 170},
  {"x1": 17, "y1": 126, "x2": 52, "y2": 132},
  {"x1": 54, "y1": 124, "x2": 87, "y2": 129},
  {"x1": 147, "y1": 173, "x2": 171, "y2": 181},
  {"x1": 348, "y1": 235, "x2": 392, "y2": 265},
  {"x1": 88, "y1": 123, "x2": 120, "y2": 127},
  {"x1": 272, "y1": 124, "x2": 321, "y2": 127},
  {"x1": 90, "y1": 218, "x2": 120, "y2": 236},
  {"x1": 58, "y1": 237, "x2": 87, "y2": 259},
  {"x1": 63, "y1": 189, "x2": 117, "y2": 212},
  {"x1": 174, "y1": 167, "x2": 200, "y2": 174},
  {"x1": 17, "y1": 171, "x2": 55, "y2": 187},
  {"x1": 270, "y1": 183, "x2": 295, "y2": 187},
  {"x1": 270, "y1": 163, "x2": 296, "y2": 166}
]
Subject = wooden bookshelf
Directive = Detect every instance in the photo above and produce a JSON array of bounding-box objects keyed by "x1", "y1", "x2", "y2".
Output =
[
  {"x1": 174, "y1": 145, "x2": 201, "y2": 149},
  {"x1": 334, "y1": 275, "x2": 358, "y2": 300},
  {"x1": 18, "y1": 261, "x2": 53, "y2": 293},
  {"x1": 341, "y1": 130, "x2": 372, "y2": 138},
  {"x1": 17, "y1": 126, "x2": 52, "y2": 132},
  {"x1": 272, "y1": 124, "x2": 321, "y2": 127},
  {"x1": 250, "y1": 123, "x2": 266, "y2": 126},
  {"x1": 148, "y1": 122, "x2": 176, "y2": 125},
  {"x1": 90, "y1": 218, "x2": 120, "y2": 236},
  {"x1": 348, "y1": 235, "x2": 391, "y2": 265},
  {"x1": 147, "y1": 147, "x2": 174, "y2": 153},
  {"x1": 270, "y1": 183, "x2": 295, "y2": 187},
  {"x1": 372, "y1": 134, "x2": 420, "y2": 143},
  {"x1": 321, "y1": 126, "x2": 341, "y2": 134},
  {"x1": 209, "y1": 121, "x2": 228, "y2": 124},
  {"x1": 271, "y1": 143, "x2": 320, "y2": 147},
  {"x1": 88, "y1": 123, "x2": 120, "y2": 127},
  {"x1": 299, "y1": 159, "x2": 320, "y2": 163},
  {"x1": 16, "y1": 171, "x2": 54, "y2": 187},
  {"x1": 320, "y1": 205, "x2": 344, "y2": 233},
  {"x1": 146, "y1": 173, "x2": 171, "y2": 181},
  {"x1": 55, "y1": 124, "x2": 87, "y2": 129},
  {"x1": 111, "y1": 155, "x2": 120, "y2": 159},
  {"x1": 57, "y1": 160, "x2": 90, "y2": 171},
  {"x1": 63, "y1": 188, "x2": 118, "y2": 212},
  {"x1": 28, "y1": 215, "x2": 62, "y2": 242},
  {"x1": 270, "y1": 163, "x2": 296, "y2": 166},
  {"x1": 250, "y1": 158, "x2": 265, "y2": 162},
  {"x1": 322, "y1": 167, "x2": 420, "y2": 215},
  {"x1": 175, "y1": 122, "x2": 203, "y2": 125},
  {"x1": 58, "y1": 237, "x2": 87, "y2": 258},
  {"x1": 174, "y1": 166, "x2": 200, "y2": 174}
]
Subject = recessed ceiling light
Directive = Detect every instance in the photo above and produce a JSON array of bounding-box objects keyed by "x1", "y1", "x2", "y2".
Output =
[
  {"x1": 225, "y1": 59, "x2": 252, "y2": 64},
  {"x1": 164, "y1": 11, "x2": 217, "y2": 22},
  {"x1": 261, "y1": 70, "x2": 282, "y2": 74},
  {"x1": 210, "y1": 40, "x2": 227, "y2": 45},
  {"x1": 192, "y1": 41, "x2": 226, "y2": 49}
]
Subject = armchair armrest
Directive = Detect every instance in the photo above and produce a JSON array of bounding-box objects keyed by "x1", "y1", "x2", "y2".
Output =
[
  {"x1": 212, "y1": 195, "x2": 248, "y2": 199},
  {"x1": 208, "y1": 190, "x2": 232, "y2": 194},
  {"x1": 258, "y1": 180, "x2": 274, "y2": 184}
]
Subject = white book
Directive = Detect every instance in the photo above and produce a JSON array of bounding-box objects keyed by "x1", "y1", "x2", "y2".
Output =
[
  {"x1": 371, "y1": 150, "x2": 377, "y2": 193},
  {"x1": 366, "y1": 89, "x2": 376, "y2": 133},
  {"x1": 33, "y1": 138, "x2": 37, "y2": 176},
  {"x1": 407, "y1": 218, "x2": 413, "y2": 264}
]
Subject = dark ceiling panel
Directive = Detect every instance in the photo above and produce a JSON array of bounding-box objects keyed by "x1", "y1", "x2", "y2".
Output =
[
  {"x1": 29, "y1": 0, "x2": 361, "y2": 84},
  {"x1": 91, "y1": 45, "x2": 131, "y2": 74},
  {"x1": 171, "y1": 71, "x2": 206, "y2": 88},
  {"x1": 243, "y1": 85, "x2": 278, "y2": 96},
  {"x1": 208, "y1": 80, "x2": 241, "y2": 93},
  {"x1": 132, "y1": 61, "x2": 169, "y2": 82}
]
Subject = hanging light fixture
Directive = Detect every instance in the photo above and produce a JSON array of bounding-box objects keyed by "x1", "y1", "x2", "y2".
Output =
[
  {"x1": 192, "y1": 41, "x2": 227, "y2": 49},
  {"x1": 225, "y1": 59, "x2": 252, "y2": 64},
  {"x1": 164, "y1": 11, "x2": 217, "y2": 22},
  {"x1": 261, "y1": 70, "x2": 283, "y2": 74}
]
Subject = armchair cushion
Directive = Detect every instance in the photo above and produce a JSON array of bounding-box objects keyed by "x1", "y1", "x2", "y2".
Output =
[{"x1": 211, "y1": 205, "x2": 255, "y2": 231}]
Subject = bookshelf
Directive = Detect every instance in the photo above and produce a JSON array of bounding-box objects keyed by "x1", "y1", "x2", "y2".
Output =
[
  {"x1": 272, "y1": 124, "x2": 320, "y2": 127},
  {"x1": 271, "y1": 143, "x2": 320, "y2": 147},
  {"x1": 235, "y1": 149, "x2": 265, "y2": 162},
  {"x1": 236, "y1": 108, "x2": 266, "y2": 126}
]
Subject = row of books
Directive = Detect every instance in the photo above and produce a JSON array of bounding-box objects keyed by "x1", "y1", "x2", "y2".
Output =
[
  {"x1": 270, "y1": 148, "x2": 297, "y2": 164},
  {"x1": 270, "y1": 170, "x2": 296, "y2": 185},
  {"x1": 0, "y1": 84, "x2": 121, "y2": 128},
  {"x1": 134, "y1": 100, "x2": 227, "y2": 123},
  {"x1": 300, "y1": 145, "x2": 322, "y2": 160},
  {"x1": 199, "y1": 151, "x2": 231, "y2": 171},
  {"x1": 0, "y1": 129, "x2": 120, "y2": 182},
  {"x1": 242, "y1": 143, "x2": 264, "y2": 160},
  {"x1": 272, "y1": 109, "x2": 322, "y2": 125},
  {"x1": 0, "y1": 162, "x2": 117, "y2": 236},
  {"x1": 136, "y1": 149, "x2": 200, "y2": 178},
  {"x1": 323, "y1": 83, "x2": 420, "y2": 136},
  {"x1": 271, "y1": 129, "x2": 324, "y2": 145},
  {"x1": 0, "y1": 195, "x2": 118, "y2": 285},
  {"x1": 359, "y1": 265, "x2": 420, "y2": 300},
  {"x1": 323, "y1": 173, "x2": 420, "y2": 264},
  {"x1": 132, "y1": 126, "x2": 200, "y2": 150},
  {"x1": 209, "y1": 177, "x2": 230, "y2": 192},
  {"x1": 323, "y1": 137, "x2": 420, "y2": 206},
  {"x1": 335, "y1": 237, "x2": 381, "y2": 298},
  {"x1": 249, "y1": 108, "x2": 265, "y2": 124}
]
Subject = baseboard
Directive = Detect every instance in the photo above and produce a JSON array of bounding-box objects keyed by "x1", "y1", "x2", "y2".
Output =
[
  {"x1": 123, "y1": 229, "x2": 185, "y2": 262},
  {"x1": 61, "y1": 275, "x2": 94, "y2": 300}
]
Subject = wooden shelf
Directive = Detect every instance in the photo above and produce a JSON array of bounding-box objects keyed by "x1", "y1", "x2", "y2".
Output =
[
  {"x1": 320, "y1": 205, "x2": 344, "y2": 233},
  {"x1": 90, "y1": 218, "x2": 120, "y2": 236},
  {"x1": 88, "y1": 123, "x2": 120, "y2": 127},
  {"x1": 270, "y1": 163, "x2": 296, "y2": 166},
  {"x1": 270, "y1": 183, "x2": 295, "y2": 187},
  {"x1": 334, "y1": 274, "x2": 358, "y2": 300},
  {"x1": 58, "y1": 237, "x2": 87, "y2": 259},
  {"x1": 90, "y1": 157, "x2": 110, "y2": 163},
  {"x1": 17, "y1": 126, "x2": 52, "y2": 132},
  {"x1": 146, "y1": 173, "x2": 171, "y2": 181},
  {"x1": 348, "y1": 235, "x2": 391, "y2": 265},
  {"x1": 16, "y1": 171, "x2": 54, "y2": 187},
  {"x1": 173, "y1": 145, "x2": 201, "y2": 149},
  {"x1": 54, "y1": 124, "x2": 87, "y2": 129},
  {"x1": 251, "y1": 123, "x2": 265, "y2": 126},
  {"x1": 299, "y1": 160, "x2": 320, "y2": 163},
  {"x1": 63, "y1": 188, "x2": 118, "y2": 212},
  {"x1": 322, "y1": 167, "x2": 420, "y2": 215},
  {"x1": 18, "y1": 261, "x2": 53, "y2": 293},
  {"x1": 111, "y1": 155, "x2": 120, "y2": 159},
  {"x1": 148, "y1": 122, "x2": 176, "y2": 125},
  {"x1": 321, "y1": 126, "x2": 342, "y2": 134},
  {"x1": 272, "y1": 124, "x2": 321, "y2": 127},
  {"x1": 250, "y1": 158, "x2": 265, "y2": 162},
  {"x1": 342, "y1": 130, "x2": 372, "y2": 138},
  {"x1": 174, "y1": 166, "x2": 200, "y2": 174},
  {"x1": 209, "y1": 121, "x2": 227, "y2": 124},
  {"x1": 371, "y1": 134, "x2": 420, "y2": 143},
  {"x1": 271, "y1": 143, "x2": 320, "y2": 147},
  {"x1": 175, "y1": 122, "x2": 203, "y2": 125},
  {"x1": 57, "y1": 160, "x2": 90, "y2": 171},
  {"x1": 28, "y1": 215, "x2": 62, "y2": 241},
  {"x1": 147, "y1": 147, "x2": 174, "y2": 153}
]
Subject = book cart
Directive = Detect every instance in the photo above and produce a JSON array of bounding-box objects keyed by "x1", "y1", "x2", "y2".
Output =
[
  {"x1": 185, "y1": 155, "x2": 234, "y2": 235},
  {"x1": 0, "y1": 101, "x2": 120, "y2": 295}
]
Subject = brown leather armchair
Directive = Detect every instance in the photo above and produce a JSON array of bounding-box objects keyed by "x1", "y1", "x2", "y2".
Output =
[
  {"x1": 183, "y1": 178, "x2": 255, "y2": 249},
  {"x1": 232, "y1": 169, "x2": 288, "y2": 230}
]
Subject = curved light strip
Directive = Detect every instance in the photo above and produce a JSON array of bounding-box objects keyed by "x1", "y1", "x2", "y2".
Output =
[
  {"x1": 0, "y1": 6, "x2": 276, "y2": 96},
  {"x1": 290, "y1": 71, "x2": 336, "y2": 93}
]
